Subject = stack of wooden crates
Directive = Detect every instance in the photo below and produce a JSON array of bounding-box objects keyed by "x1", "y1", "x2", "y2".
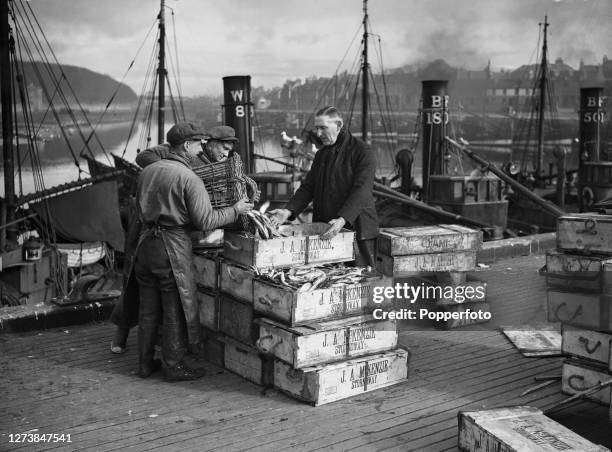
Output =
[
  {"x1": 376, "y1": 225, "x2": 488, "y2": 329},
  {"x1": 544, "y1": 213, "x2": 612, "y2": 407},
  {"x1": 193, "y1": 223, "x2": 409, "y2": 405}
]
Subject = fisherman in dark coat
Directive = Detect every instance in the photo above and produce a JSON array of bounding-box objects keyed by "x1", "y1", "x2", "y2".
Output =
[
  {"x1": 133, "y1": 122, "x2": 253, "y2": 381},
  {"x1": 270, "y1": 106, "x2": 378, "y2": 267}
]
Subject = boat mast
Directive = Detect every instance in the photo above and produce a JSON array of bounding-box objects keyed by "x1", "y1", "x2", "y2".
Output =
[
  {"x1": 1, "y1": 0, "x2": 16, "y2": 244},
  {"x1": 157, "y1": 0, "x2": 166, "y2": 144},
  {"x1": 536, "y1": 16, "x2": 549, "y2": 179},
  {"x1": 361, "y1": 0, "x2": 369, "y2": 142}
]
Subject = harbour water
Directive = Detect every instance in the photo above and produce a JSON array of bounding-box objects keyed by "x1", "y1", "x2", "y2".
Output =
[{"x1": 1, "y1": 120, "x2": 575, "y2": 197}]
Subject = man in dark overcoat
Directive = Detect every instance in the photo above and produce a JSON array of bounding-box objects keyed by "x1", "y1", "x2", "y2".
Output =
[{"x1": 270, "y1": 106, "x2": 378, "y2": 267}]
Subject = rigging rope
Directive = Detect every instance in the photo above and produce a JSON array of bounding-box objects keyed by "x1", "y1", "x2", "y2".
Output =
[
  {"x1": 21, "y1": 1, "x2": 111, "y2": 165},
  {"x1": 122, "y1": 28, "x2": 160, "y2": 157},
  {"x1": 78, "y1": 18, "x2": 158, "y2": 161},
  {"x1": 298, "y1": 23, "x2": 362, "y2": 136},
  {"x1": 170, "y1": 10, "x2": 186, "y2": 120},
  {"x1": 12, "y1": 3, "x2": 83, "y2": 171}
]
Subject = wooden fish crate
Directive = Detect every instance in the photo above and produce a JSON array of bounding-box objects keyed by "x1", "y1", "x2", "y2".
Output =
[
  {"x1": 458, "y1": 406, "x2": 609, "y2": 451},
  {"x1": 202, "y1": 332, "x2": 225, "y2": 367},
  {"x1": 253, "y1": 274, "x2": 391, "y2": 325},
  {"x1": 542, "y1": 250, "x2": 612, "y2": 293},
  {"x1": 256, "y1": 315, "x2": 397, "y2": 368},
  {"x1": 547, "y1": 290, "x2": 612, "y2": 332},
  {"x1": 273, "y1": 348, "x2": 409, "y2": 406},
  {"x1": 377, "y1": 224, "x2": 482, "y2": 256},
  {"x1": 218, "y1": 294, "x2": 258, "y2": 345},
  {"x1": 376, "y1": 251, "x2": 477, "y2": 277},
  {"x1": 557, "y1": 213, "x2": 612, "y2": 255},
  {"x1": 410, "y1": 275, "x2": 487, "y2": 306},
  {"x1": 426, "y1": 302, "x2": 491, "y2": 330},
  {"x1": 223, "y1": 223, "x2": 355, "y2": 270},
  {"x1": 196, "y1": 288, "x2": 219, "y2": 332},
  {"x1": 562, "y1": 358, "x2": 612, "y2": 406},
  {"x1": 219, "y1": 260, "x2": 255, "y2": 303},
  {"x1": 192, "y1": 251, "x2": 219, "y2": 291},
  {"x1": 221, "y1": 336, "x2": 274, "y2": 386},
  {"x1": 562, "y1": 325, "x2": 612, "y2": 370}
]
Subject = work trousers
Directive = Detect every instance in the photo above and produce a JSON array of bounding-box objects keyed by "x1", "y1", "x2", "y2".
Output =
[
  {"x1": 134, "y1": 235, "x2": 186, "y2": 368},
  {"x1": 355, "y1": 238, "x2": 377, "y2": 268}
]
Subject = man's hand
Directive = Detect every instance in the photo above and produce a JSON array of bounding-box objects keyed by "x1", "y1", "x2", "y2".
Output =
[
  {"x1": 233, "y1": 199, "x2": 254, "y2": 215},
  {"x1": 320, "y1": 217, "x2": 346, "y2": 241},
  {"x1": 268, "y1": 208, "x2": 292, "y2": 227}
]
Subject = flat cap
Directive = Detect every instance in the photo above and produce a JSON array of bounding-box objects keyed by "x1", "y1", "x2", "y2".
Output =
[
  {"x1": 208, "y1": 125, "x2": 239, "y2": 142},
  {"x1": 166, "y1": 122, "x2": 208, "y2": 146}
]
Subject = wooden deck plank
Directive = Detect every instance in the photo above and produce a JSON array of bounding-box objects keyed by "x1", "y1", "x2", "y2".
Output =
[
  {"x1": 180, "y1": 337, "x2": 559, "y2": 450},
  {"x1": 247, "y1": 360, "x2": 559, "y2": 451},
  {"x1": 116, "y1": 340, "x2": 544, "y2": 450}
]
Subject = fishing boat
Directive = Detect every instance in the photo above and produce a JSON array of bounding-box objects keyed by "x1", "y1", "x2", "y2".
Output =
[
  {"x1": 243, "y1": 0, "x2": 515, "y2": 239},
  {"x1": 483, "y1": 17, "x2": 611, "y2": 232},
  {"x1": 0, "y1": 0, "x2": 125, "y2": 307}
]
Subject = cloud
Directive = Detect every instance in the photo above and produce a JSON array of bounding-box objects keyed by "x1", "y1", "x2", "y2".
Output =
[{"x1": 17, "y1": 0, "x2": 612, "y2": 95}]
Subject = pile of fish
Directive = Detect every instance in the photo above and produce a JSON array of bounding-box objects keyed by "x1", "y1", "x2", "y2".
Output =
[
  {"x1": 245, "y1": 210, "x2": 282, "y2": 238},
  {"x1": 243, "y1": 200, "x2": 293, "y2": 239},
  {"x1": 255, "y1": 265, "x2": 373, "y2": 292}
]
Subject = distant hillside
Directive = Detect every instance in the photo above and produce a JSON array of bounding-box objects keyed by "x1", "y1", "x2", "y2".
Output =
[{"x1": 19, "y1": 62, "x2": 137, "y2": 105}]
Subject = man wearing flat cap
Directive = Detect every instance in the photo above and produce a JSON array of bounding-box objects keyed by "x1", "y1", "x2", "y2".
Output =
[
  {"x1": 133, "y1": 122, "x2": 253, "y2": 381},
  {"x1": 200, "y1": 125, "x2": 239, "y2": 163}
]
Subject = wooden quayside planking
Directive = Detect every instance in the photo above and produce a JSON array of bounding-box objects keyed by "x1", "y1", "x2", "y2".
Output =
[{"x1": 1, "y1": 254, "x2": 611, "y2": 451}]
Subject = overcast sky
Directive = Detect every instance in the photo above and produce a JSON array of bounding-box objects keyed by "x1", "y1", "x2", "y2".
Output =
[{"x1": 22, "y1": 0, "x2": 612, "y2": 97}]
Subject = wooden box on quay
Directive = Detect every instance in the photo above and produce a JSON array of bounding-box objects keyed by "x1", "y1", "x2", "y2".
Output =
[
  {"x1": 253, "y1": 273, "x2": 391, "y2": 326},
  {"x1": 542, "y1": 250, "x2": 612, "y2": 293},
  {"x1": 562, "y1": 358, "x2": 612, "y2": 406},
  {"x1": 557, "y1": 213, "x2": 612, "y2": 255},
  {"x1": 562, "y1": 325, "x2": 612, "y2": 371},
  {"x1": 218, "y1": 293, "x2": 258, "y2": 345},
  {"x1": 377, "y1": 224, "x2": 482, "y2": 257},
  {"x1": 547, "y1": 290, "x2": 612, "y2": 332},
  {"x1": 201, "y1": 331, "x2": 273, "y2": 386},
  {"x1": 273, "y1": 348, "x2": 409, "y2": 406},
  {"x1": 458, "y1": 406, "x2": 609, "y2": 452},
  {"x1": 192, "y1": 251, "x2": 219, "y2": 291},
  {"x1": 196, "y1": 288, "x2": 219, "y2": 332},
  {"x1": 200, "y1": 327, "x2": 225, "y2": 367},
  {"x1": 219, "y1": 260, "x2": 256, "y2": 303},
  {"x1": 256, "y1": 315, "x2": 397, "y2": 368},
  {"x1": 223, "y1": 223, "x2": 355, "y2": 270},
  {"x1": 377, "y1": 251, "x2": 477, "y2": 277}
]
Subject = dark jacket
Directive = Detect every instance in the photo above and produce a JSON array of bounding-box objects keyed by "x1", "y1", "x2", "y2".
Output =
[{"x1": 285, "y1": 128, "x2": 378, "y2": 240}]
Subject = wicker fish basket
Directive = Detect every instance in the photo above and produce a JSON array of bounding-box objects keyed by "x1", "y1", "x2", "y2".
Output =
[{"x1": 192, "y1": 154, "x2": 259, "y2": 229}]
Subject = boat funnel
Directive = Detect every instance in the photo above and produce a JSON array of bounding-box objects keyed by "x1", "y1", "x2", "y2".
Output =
[
  {"x1": 421, "y1": 80, "x2": 449, "y2": 201},
  {"x1": 578, "y1": 87, "x2": 609, "y2": 211},
  {"x1": 223, "y1": 75, "x2": 254, "y2": 173}
]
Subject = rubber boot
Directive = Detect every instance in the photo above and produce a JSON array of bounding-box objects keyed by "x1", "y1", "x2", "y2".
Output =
[
  {"x1": 138, "y1": 321, "x2": 162, "y2": 378},
  {"x1": 161, "y1": 290, "x2": 206, "y2": 382},
  {"x1": 111, "y1": 327, "x2": 130, "y2": 354}
]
